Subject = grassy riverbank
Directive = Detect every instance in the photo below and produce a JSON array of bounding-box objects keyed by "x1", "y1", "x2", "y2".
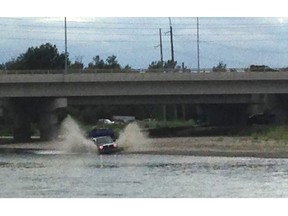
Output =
[{"x1": 252, "y1": 125, "x2": 288, "y2": 142}]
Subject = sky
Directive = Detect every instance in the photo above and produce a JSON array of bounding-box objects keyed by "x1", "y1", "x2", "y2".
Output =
[{"x1": 1, "y1": 1, "x2": 288, "y2": 70}]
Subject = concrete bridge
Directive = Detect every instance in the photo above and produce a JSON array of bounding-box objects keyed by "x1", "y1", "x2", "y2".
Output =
[{"x1": 1, "y1": 70, "x2": 288, "y2": 141}]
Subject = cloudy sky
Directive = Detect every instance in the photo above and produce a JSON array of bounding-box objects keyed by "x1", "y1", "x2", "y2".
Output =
[{"x1": 1, "y1": 1, "x2": 288, "y2": 70}]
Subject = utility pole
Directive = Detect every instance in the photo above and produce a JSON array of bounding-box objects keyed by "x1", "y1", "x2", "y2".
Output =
[
  {"x1": 197, "y1": 17, "x2": 200, "y2": 73},
  {"x1": 64, "y1": 17, "x2": 68, "y2": 74},
  {"x1": 169, "y1": 17, "x2": 174, "y2": 63},
  {"x1": 159, "y1": 28, "x2": 163, "y2": 66}
]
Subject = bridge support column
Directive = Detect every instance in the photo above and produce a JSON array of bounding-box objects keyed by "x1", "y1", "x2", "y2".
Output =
[
  {"x1": 196, "y1": 105, "x2": 205, "y2": 124},
  {"x1": 182, "y1": 104, "x2": 186, "y2": 121},
  {"x1": 39, "y1": 112, "x2": 58, "y2": 141},
  {"x1": 0, "y1": 98, "x2": 3, "y2": 117},
  {"x1": 162, "y1": 104, "x2": 167, "y2": 121},
  {"x1": 5, "y1": 97, "x2": 67, "y2": 142},
  {"x1": 4, "y1": 98, "x2": 31, "y2": 142},
  {"x1": 38, "y1": 98, "x2": 67, "y2": 141},
  {"x1": 263, "y1": 95, "x2": 288, "y2": 124},
  {"x1": 13, "y1": 112, "x2": 31, "y2": 142},
  {"x1": 174, "y1": 105, "x2": 178, "y2": 121}
]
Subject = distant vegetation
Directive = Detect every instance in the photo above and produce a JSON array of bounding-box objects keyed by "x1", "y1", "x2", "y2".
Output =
[
  {"x1": 250, "y1": 125, "x2": 288, "y2": 143},
  {"x1": 2, "y1": 43, "x2": 68, "y2": 70},
  {"x1": 140, "y1": 119, "x2": 196, "y2": 129},
  {"x1": 0, "y1": 43, "x2": 286, "y2": 72},
  {"x1": 212, "y1": 61, "x2": 227, "y2": 72}
]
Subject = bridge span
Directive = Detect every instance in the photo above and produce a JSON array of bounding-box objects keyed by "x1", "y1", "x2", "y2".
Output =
[
  {"x1": 1, "y1": 71, "x2": 288, "y2": 97},
  {"x1": 1, "y1": 70, "x2": 288, "y2": 141}
]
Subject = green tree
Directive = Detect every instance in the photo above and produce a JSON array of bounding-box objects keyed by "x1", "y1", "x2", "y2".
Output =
[
  {"x1": 5, "y1": 43, "x2": 70, "y2": 70},
  {"x1": 0, "y1": 63, "x2": 5, "y2": 70},
  {"x1": 92, "y1": 55, "x2": 105, "y2": 69},
  {"x1": 148, "y1": 60, "x2": 177, "y2": 72},
  {"x1": 212, "y1": 61, "x2": 227, "y2": 72},
  {"x1": 88, "y1": 55, "x2": 121, "y2": 70},
  {"x1": 69, "y1": 60, "x2": 84, "y2": 69},
  {"x1": 69, "y1": 56, "x2": 84, "y2": 69},
  {"x1": 105, "y1": 55, "x2": 120, "y2": 69},
  {"x1": 164, "y1": 60, "x2": 177, "y2": 69},
  {"x1": 148, "y1": 61, "x2": 163, "y2": 70}
]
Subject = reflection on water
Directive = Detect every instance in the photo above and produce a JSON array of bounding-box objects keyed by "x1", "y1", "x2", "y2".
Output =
[{"x1": 1, "y1": 152, "x2": 288, "y2": 197}]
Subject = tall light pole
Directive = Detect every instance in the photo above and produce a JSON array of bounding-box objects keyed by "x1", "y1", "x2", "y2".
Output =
[
  {"x1": 197, "y1": 17, "x2": 200, "y2": 73},
  {"x1": 159, "y1": 28, "x2": 163, "y2": 66},
  {"x1": 169, "y1": 17, "x2": 174, "y2": 63},
  {"x1": 64, "y1": 17, "x2": 68, "y2": 74}
]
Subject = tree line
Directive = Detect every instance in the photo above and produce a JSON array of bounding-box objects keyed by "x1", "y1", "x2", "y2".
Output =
[
  {"x1": 0, "y1": 43, "x2": 127, "y2": 70},
  {"x1": 0, "y1": 42, "x2": 182, "y2": 71},
  {"x1": 0, "y1": 42, "x2": 281, "y2": 72}
]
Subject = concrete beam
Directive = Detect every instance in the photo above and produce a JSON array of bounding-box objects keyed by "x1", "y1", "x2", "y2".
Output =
[
  {"x1": 68, "y1": 95, "x2": 261, "y2": 106},
  {"x1": 2, "y1": 72, "x2": 288, "y2": 97}
]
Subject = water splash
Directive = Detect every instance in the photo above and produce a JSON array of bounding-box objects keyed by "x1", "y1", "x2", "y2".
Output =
[
  {"x1": 116, "y1": 122, "x2": 152, "y2": 152},
  {"x1": 59, "y1": 115, "x2": 97, "y2": 153}
]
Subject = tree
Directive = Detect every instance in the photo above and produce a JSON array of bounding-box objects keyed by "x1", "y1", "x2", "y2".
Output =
[
  {"x1": 148, "y1": 61, "x2": 163, "y2": 70},
  {"x1": 148, "y1": 60, "x2": 178, "y2": 72},
  {"x1": 4, "y1": 43, "x2": 70, "y2": 70},
  {"x1": 69, "y1": 60, "x2": 84, "y2": 69},
  {"x1": 164, "y1": 60, "x2": 177, "y2": 69},
  {"x1": 105, "y1": 55, "x2": 120, "y2": 69},
  {"x1": 88, "y1": 55, "x2": 121, "y2": 70},
  {"x1": 212, "y1": 61, "x2": 227, "y2": 72},
  {"x1": 92, "y1": 55, "x2": 105, "y2": 69},
  {"x1": 0, "y1": 63, "x2": 5, "y2": 70},
  {"x1": 69, "y1": 56, "x2": 84, "y2": 69}
]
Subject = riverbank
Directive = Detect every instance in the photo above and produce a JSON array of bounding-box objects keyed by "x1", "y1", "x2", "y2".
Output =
[{"x1": 1, "y1": 136, "x2": 288, "y2": 158}]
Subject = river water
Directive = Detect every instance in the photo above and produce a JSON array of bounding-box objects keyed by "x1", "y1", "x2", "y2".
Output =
[{"x1": 1, "y1": 151, "x2": 288, "y2": 198}]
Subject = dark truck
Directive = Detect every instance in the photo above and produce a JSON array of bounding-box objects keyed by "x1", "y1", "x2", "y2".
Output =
[
  {"x1": 87, "y1": 128, "x2": 118, "y2": 154},
  {"x1": 87, "y1": 128, "x2": 116, "y2": 141}
]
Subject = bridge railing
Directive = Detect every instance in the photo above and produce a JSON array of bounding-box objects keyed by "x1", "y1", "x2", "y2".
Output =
[{"x1": 0, "y1": 68, "x2": 287, "y2": 74}]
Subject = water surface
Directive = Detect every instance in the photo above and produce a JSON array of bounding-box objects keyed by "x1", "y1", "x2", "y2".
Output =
[{"x1": 1, "y1": 151, "x2": 288, "y2": 198}]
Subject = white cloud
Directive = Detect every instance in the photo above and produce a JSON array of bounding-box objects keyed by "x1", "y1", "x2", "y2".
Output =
[{"x1": 1, "y1": 17, "x2": 288, "y2": 69}]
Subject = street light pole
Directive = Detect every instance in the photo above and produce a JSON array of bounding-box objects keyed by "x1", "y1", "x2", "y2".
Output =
[
  {"x1": 169, "y1": 17, "x2": 174, "y2": 63},
  {"x1": 159, "y1": 28, "x2": 163, "y2": 66},
  {"x1": 64, "y1": 17, "x2": 68, "y2": 74},
  {"x1": 197, "y1": 17, "x2": 200, "y2": 73}
]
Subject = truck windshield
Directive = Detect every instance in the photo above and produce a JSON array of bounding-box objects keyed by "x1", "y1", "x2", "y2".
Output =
[{"x1": 96, "y1": 136, "x2": 113, "y2": 145}]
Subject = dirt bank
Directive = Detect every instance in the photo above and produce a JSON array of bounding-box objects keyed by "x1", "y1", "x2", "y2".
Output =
[{"x1": 1, "y1": 136, "x2": 288, "y2": 158}]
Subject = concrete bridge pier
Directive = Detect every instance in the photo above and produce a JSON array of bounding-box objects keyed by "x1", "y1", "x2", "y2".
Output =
[
  {"x1": 162, "y1": 104, "x2": 187, "y2": 122},
  {"x1": 162, "y1": 104, "x2": 167, "y2": 121},
  {"x1": 0, "y1": 98, "x2": 3, "y2": 117},
  {"x1": 13, "y1": 112, "x2": 31, "y2": 142},
  {"x1": 38, "y1": 98, "x2": 67, "y2": 141},
  {"x1": 39, "y1": 112, "x2": 58, "y2": 141},
  {"x1": 5, "y1": 97, "x2": 67, "y2": 142},
  {"x1": 8, "y1": 100, "x2": 32, "y2": 142},
  {"x1": 263, "y1": 94, "x2": 288, "y2": 124}
]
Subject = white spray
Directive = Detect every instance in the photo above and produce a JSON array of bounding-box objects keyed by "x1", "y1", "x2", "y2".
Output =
[
  {"x1": 58, "y1": 116, "x2": 151, "y2": 154},
  {"x1": 116, "y1": 122, "x2": 152, "y2": 152}
]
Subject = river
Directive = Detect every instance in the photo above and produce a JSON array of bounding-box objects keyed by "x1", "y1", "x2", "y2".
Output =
[{"x1": 1, "y1": 151, "x2": 288, "y2": 198}]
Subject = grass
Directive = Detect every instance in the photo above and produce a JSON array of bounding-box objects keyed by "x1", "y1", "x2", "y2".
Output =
[
  {"x1": 258, "y1": 125, "x2": 288, "y2": 142},
  {"x1": 140, "y1": 119, "x2": 196, "y2": 129}
]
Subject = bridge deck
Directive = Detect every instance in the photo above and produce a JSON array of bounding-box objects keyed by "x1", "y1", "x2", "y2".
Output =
[{"x1": 0, "y1": 71, "x2": 288, "y2": 83}]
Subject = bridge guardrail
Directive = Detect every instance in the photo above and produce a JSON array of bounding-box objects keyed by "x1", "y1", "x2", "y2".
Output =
[{"x1": 0, "y1": 68, "x2": 287, "y2": 75}]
